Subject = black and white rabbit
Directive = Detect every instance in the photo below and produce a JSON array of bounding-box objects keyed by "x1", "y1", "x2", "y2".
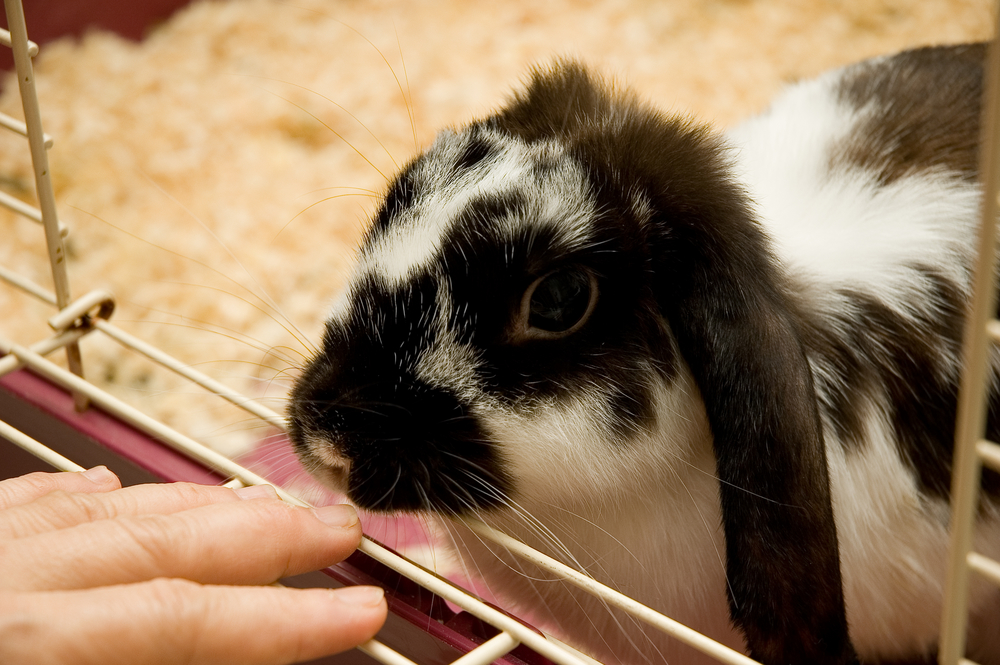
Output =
[{"x1": 288, "y1": 43, "x2": 1000, "y2": 665}]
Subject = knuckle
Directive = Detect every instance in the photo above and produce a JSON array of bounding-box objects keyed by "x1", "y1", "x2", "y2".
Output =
[
  {"x1": 180, "y1": 481, "x2": 218, "y2": 501},
  {"x1": 143, "y1": 576, "x2": 203, "y2": 612},
  {"x1": 166, "y1": 481, "x2": 223, "y2": 504},
  {"x1": 0, "y1": 471, "x2": 61, "y2": 505},
  {"x1": 260, "y1": 497, "x2": 301, "y2": 522},
  {"x1": 142, "y1": 578, "x2": 218, "y2": 659},
  {"x1": 115, "y1": 514, "x2": 197, "y2": 573},
  {"x1": 229, "y1": 501, "x2": 305, "y2": 578},
  {"x1": 240, "y1": 497, "x2": 299, "y2": 536},
  {"x1": 41, "y1": 490, "x2": 112, "y2": 527},
  {"x1": 0, "y1": 594, "x2": 43, "y2": 661}
]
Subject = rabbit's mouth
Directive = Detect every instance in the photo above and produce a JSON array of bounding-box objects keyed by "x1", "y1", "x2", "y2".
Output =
[
  {"x1": 289, "y1": 376, "x2": 514, "y2": 516},
  {"x1": 334, "y1": 418, "x2": 513, "y2": 516},
  {"x1": 308, "y1": 445, "x2": 352, "y2": 494}
]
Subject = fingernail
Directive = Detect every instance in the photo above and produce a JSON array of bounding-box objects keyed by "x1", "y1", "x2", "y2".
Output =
[
  {"x1": 335, "y1": 585, "x2": 385, "y2": 607},
  {"x1": 81, "y1": 465, "x2": 115, "y2": 484},
  {"x1": 234, "y1": 484, "x2": 278, "y2": 501},
  {"x1": 312, "y1": 503, "x2": 358, "y2": 529}
]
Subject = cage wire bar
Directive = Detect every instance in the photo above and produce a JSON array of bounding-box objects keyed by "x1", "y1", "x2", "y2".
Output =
[
  {"x1": 938, "y1": 10, "x2": 1000, "y2": 665},
  {"x1": 2, "y1": 0, "x2": 86, "y2": 410},
  {"x1": 1, "y1": 2, "x2": 999, "y2": 665}
]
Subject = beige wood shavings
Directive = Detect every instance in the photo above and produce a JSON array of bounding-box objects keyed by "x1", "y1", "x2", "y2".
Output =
[{"x1": 0, "y1": 0, "x2": 991, "y2": 455}]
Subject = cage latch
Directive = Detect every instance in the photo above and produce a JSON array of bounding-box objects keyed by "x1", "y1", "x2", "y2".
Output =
[{"x1": 47, "y1": 289, "x2": 116, "y2": 334}]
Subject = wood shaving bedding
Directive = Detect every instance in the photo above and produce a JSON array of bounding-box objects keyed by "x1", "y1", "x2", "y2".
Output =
[{"x1": 0, "y1": 0, "x2": 991, "y2": 456}]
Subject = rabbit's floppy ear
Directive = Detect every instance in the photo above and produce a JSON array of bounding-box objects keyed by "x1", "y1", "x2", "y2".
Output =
[
  {"x1": 494, "y1": 63, "x2": 856, "y2": 663},
  {"x1": 637, "y1": 126, "x2": 856, "y2": 664}
]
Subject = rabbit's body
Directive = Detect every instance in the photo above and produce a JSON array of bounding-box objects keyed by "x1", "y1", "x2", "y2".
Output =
[
  {"x1": 289, "y1": 44, "x2": 1000, "y2": 664},
  {"x1": 731, "y1": 45, "x2": 1000, "y2": 663}
]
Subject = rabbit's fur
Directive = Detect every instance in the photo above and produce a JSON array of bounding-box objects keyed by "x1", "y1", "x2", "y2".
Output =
[{"x1": 289, "y1": 43, "x2": 1000, "y2": 664}]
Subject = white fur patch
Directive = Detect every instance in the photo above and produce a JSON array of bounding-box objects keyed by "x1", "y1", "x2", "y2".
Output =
[
  {"x1": 356, "y1": 130, "x2": 597, "y2": 288},
  {"x1": 728, "y1": 70, "x2": 979, "y2": 312},
  {"x1": 414, "y1": 279, "x2": 483, "y2": 402},
  {"x1": 825, "y1": 395, "x2": 1000, "y2": 659},
  {"x1": 445, "y1": 364, "x2": 743, "y2": 665}
]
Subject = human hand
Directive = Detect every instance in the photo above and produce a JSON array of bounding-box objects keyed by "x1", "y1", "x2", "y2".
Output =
[{"x1": 0, "y1": 467, "x2": 387, "y2": 664}]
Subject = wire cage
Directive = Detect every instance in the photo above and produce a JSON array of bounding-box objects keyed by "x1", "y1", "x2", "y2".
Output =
[{"x1": 0, "y1": 2, "x2": 998, "y2": 664}]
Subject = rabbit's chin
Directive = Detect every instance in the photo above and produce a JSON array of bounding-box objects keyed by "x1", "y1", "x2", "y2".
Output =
[{"x1": 425, "y1": 425, "x2": 738, "y2": 665}]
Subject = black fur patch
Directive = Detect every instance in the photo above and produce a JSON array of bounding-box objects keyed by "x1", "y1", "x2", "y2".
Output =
[
  {"x1": 796, "y1": 272, "x2": 968, "y2": 499},
  {"x1": 370, "y1": 162, "x2": 417, "y2": 234},
  {"x1": 833, "y1": 43, "x2": 986, "y2": 184},
  {"x1": 456, "y1": 132, "x2": 493, "y2": 171},
  {"x1": 287, "y1": 274, "x2": 513, "y2": 515}
]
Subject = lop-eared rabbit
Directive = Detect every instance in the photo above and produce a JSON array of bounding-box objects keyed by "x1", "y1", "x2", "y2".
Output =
[{"x1": 289, "y1": 43, "x2": 1000, "y2": 664}]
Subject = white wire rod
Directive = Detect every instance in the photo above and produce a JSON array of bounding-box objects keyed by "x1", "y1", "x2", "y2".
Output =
[
  {"x1": 968, "y1": 552, "x2": 1000, "y2": 587},
  {"x1": 0, "y1": 338, "x2": 294, "y2": 495},
  {"x1": 0, "y1": 332, "x2": 592, "y2": 665},
  {"x1": 0, "y1": 327, "x2": 88, "y2": 378},
  {"x1": 0, "y1": 265, "x2": 286, "y2": 430},
  {"x1": 0, "y1": 110, "x2": 52, "y2": 147},
  {"x1": 2, "y1": 324, "x2": 723, "y2": 665},
  {"x1": 0, "y1": 188, "x2": 69, "y2": 236},
  {"x1": 145, "y1": 478, "x2": 476, "y2": 665},
  {"x1": 987, "y1": 319, "x2": 1000, "y2": 345},
  {"x1": 356, "y1": 538, "x2": 591, "y2": 665},
  {"x1": 0, "y1": 188, "x2": 69, "y2": 240},
  {"x1": 92, "y1": 319, "x2": 287, "y2": 431},
  {"x1": 0, "y1": 262, "x2": 58, "y2": 305},
  {"x1": 48, "y1": 289, "x2": 115, "y2": 333},
  {"x1": 977, "y1": 439, "x2": 1000, "y2": 473},
  {"x1": 940, "y1": 18, "x2": 1000, "y2": 665},
  {"x1": 1, "y1": 325, "x2": 586, "y2": 665},
  {"x1": 0, "y1": 186, "x2": 39, "y2": 220},
  {"x1": 3, "y1": 0, "x2": 69, "y2": 308},
  {"x1": 0, "y1": 26, "x2": 36, "y2": 56},
  {"x1": 358, "y1": 639, "x2": 421, "y2": 665},
  {"x1": 462, "y1": 519, "x2": 759, "y2": 665},
  {"x1": 0, "y1": 417, "x2": 85, "y2": 472},
  {"x1": 3, "y1": 0, "x2": 86, "y2": 410},
  {"x1": 449, "y1": 632, "x2": 520, "y2": 665}
]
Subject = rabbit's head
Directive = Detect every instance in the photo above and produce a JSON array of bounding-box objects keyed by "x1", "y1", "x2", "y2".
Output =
[{"x1": 288, "y1": 61, "x2": 854, "y2": 665}]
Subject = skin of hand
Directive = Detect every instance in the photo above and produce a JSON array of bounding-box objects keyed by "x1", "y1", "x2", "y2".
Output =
[{"x1": 0, "y1": 467, "x2": 388, "y2": 665}]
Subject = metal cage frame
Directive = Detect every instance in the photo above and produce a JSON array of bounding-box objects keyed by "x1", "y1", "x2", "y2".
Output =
[{"x1": 0, "y1": 2, "x2": 997, "y2": 664}]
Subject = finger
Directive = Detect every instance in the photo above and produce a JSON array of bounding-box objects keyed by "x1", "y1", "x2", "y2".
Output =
[
  {"x1": 0, "y1": 480, "x2": 260, "y2": 540},
  {"x1": 0, "y1": 467, "x2": 121, "y2": 510},
  {"x1": 0, "y1": 580, "x2": 387, "y2": 665},
  {"x1": 1, "y1": 497, "x2": 362, "y2": 591}
]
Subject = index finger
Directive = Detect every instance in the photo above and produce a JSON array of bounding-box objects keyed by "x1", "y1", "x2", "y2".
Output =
[
  {"x1": 0, "y1": 467, "x2": 121, "y2": 510},
  {"x1": 3, "y1": 497, "x2": 363, "y2": 591},
  {"x1": 0, "y1": 481, "x2": 252, "y2": 541}
]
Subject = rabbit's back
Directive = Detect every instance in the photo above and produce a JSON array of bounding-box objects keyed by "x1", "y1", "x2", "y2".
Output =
[{"x1": 731, "y1": 43, "x2": 1000, "y2": 662}]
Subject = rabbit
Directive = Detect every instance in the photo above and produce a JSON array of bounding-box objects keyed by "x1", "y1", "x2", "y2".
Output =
[{"x1": 287, "y1": 42, "x2": 1000, "y2": 665}]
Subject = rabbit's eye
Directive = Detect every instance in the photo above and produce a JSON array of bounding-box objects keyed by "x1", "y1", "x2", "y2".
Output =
[{"x1": 519, "y1": 267, "x2": 598, "y2": 339}]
